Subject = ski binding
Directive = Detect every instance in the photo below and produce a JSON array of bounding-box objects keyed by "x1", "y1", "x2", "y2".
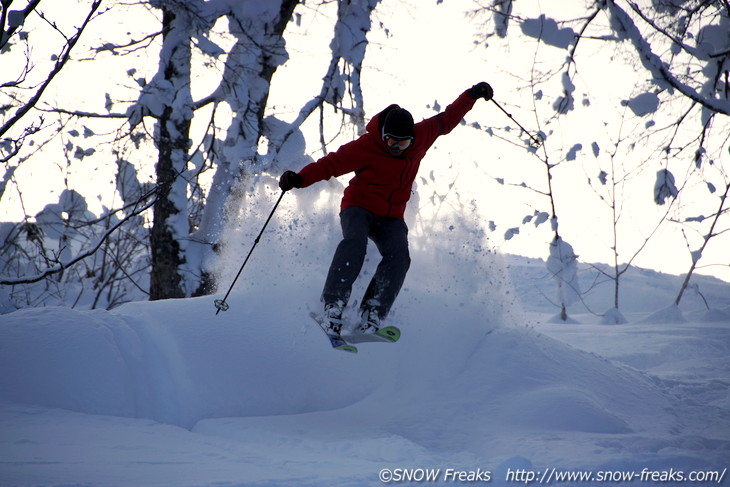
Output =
[
  {"x1": 309, "y1": 312, "x2": 358, "y2": 354},
  {"x1": 309, "y1": 312, "x2": 402, "y2": 352}
]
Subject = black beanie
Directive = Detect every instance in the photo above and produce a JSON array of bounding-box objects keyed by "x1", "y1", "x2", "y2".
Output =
[{"x1": 383, "y1": 108, "x2": 414, "y2": 138}]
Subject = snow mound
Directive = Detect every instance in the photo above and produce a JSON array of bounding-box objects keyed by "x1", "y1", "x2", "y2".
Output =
[
  {"x1": 0, "y1": 297, "x2": 674, "y2": 443},
  {"x1": 1, "y1": 255, "x2": 728, "y2": 485},
  {"x1": 697, "y1": 308, "x2": 730, "y2": 322},
  {"x1": 0, "y1": 299, "x2": 390, "y2": 428},
  {"x1": 599, "y1": 307, "x2": 628, "y2": 325},
  {"x1": 642, "y1": 304, "x2": 687, "y2": 324},
  {"x1": 505, "y1": 386, "x2": 631, "y2": 433},
  {"x1": 2, "y1": 191, "x2": 726, "y2": 484}
]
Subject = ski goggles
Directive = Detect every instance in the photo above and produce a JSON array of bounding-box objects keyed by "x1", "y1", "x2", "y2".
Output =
[{"x1": 383, "y1": 134, "x2": 413, "y2": 150}]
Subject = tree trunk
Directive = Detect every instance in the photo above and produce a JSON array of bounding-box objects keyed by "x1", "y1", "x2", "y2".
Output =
[
  {"x1": 190, "y1": 0, "x2": 300, "y2": 296},
  {"x1": 149, "y1": 107, "x2": 185, "y2": 300},
  {"x1": 149, "y1": 8, "x2": 192, "y2": 301}
]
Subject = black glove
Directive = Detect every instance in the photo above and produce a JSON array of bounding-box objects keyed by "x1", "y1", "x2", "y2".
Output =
[
  {"x1": 279, "y1": 170, "x2": 303, "y2": 192},
  {"x1": 467, "y1": 82, "x2": 494, "y2": 101}
]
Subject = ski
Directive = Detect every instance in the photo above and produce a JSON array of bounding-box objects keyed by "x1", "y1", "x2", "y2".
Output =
[
  {"x1": 341, "y1": 326, "x2": 401, "y2": 344},
  {"x1": 309, "y1": 312, "x2": 401, "y2": 350},
  {"x1": 309, "y1": 312, "x2": 358, "y2": 354}
]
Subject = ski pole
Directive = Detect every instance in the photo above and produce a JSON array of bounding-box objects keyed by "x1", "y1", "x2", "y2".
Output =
[
  {"x1": 214, "y1": 190, "x2": 286, "y2": 315},
  {"x1": 491, "y1": 99, "x2": 543, "y2": 149}
]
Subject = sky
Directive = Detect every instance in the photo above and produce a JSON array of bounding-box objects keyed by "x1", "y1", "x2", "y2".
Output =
[
  {"x1": 2, "y1": 0, "x2": 728, "y2": 286},
  {"x1": 278, "y1": 0, "x2": 730, "y2": 283}
]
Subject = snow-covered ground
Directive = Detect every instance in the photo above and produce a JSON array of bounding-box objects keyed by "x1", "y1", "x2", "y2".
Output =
[{"x1": 1, "y1": 193, "x2": 729, "y2": 486}]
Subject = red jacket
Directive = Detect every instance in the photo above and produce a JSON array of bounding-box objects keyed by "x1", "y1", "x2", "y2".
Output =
[{"x1": 297, "y1": 91, "x2": 477, "y2": 220}]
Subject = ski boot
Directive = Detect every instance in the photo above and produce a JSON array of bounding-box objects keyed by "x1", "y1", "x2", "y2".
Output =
[
  {"x1": 323, "y1": 302, "x2": 344, "y2": 337},
  {"x1": 355, "y1": 308, "x2": 381, "y2": 335}
]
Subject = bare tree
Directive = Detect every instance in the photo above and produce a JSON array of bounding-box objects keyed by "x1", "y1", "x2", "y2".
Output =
[
  {"x1": 674, "y1": 181, "x2": 730, "y2": 306},
  {"x1": 585, "y1": 130, "x2": 677, "y2": 322},
  {"x1": 1, "y1": 0, "x2": 104, "y2": 204},
  {"x1": 470, "y1": 0, "x2": 730, "y2": 315},
  {"x1": 0, "y1": 0, "x2": 148, "y2": 311}
]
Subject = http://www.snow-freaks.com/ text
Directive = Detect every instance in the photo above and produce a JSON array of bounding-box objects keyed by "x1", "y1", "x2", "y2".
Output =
[{"x1": 377, "y1": 466, "x2": 728, "y2": 484}]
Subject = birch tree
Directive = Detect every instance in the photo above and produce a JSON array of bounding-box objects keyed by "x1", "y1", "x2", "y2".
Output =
[
  {"x1": 1, "y1": 0, "x2": 385, "y2": 309},
  {"x1": 129, "y1": 0, "x2": 380, "y2": 299}
]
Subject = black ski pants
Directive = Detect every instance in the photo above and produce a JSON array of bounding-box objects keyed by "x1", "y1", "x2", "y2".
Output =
[{"x1": 322, "y1": 206, "x2": 411, "y2": 318}]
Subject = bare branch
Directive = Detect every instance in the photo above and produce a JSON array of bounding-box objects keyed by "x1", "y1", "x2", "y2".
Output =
[
  {"x1": 0, "y1": 0, "x2": 104, "y2": 138},
  {"x1": 0, "y1": 191, "x2": 156, "y2": 286},
  {"x1": 37, "y1": 107, "x2": 128, "y2": 119},
  {"x1": 675, "y1": 181, "x2": 730, "y2": 305}
]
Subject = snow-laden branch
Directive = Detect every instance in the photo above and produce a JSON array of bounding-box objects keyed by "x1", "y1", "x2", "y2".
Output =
[
  {"x1": 607, "y1": 0, "x2": 730, "y2": 116},
  {"x1": 625, "y1": 1, "x2": 711, "y2": 62},
  {"x1": 0, "y1": 0, "x2": 104, "y2": 138},
  {"x1": 270, "y1": 0, "x2": 381, "y2": 164},
  {"x1": 0, "y1": 192, "x2": 157, "y2": 286},
  {"x1": 0, "y1": 0, "x2": 42, "y2": 51},
  {"x1": 39, "y1": 108, "x2": 128, "y2": 119}
]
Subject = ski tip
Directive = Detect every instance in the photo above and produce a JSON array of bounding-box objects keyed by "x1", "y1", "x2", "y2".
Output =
[
  {"x1": 328, "y1": 335, "x2": 358, "y2": 353},
  {"x1": 376, "y1": 326, "x2": 400, "y2": 343}
]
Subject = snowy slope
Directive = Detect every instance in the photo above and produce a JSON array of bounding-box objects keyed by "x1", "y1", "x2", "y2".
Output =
[{"x1": 1, "y1": 192, "x2": 729, "y2": 486}]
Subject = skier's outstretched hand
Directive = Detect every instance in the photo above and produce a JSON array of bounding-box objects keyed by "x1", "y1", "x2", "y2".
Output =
[
  {"x1": 279, "y1": 170, "x2": 303, "y2": 192},
  {"x1": 467, "y1": 82, "x2": 494, "y2": 101}
]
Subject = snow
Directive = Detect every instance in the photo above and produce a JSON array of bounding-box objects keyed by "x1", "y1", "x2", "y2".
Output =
[
  {"x1": 654, "y1": 168, "x2": 679, "y2": 205},
  {"x1": 624, "y1": 92, "x2": 660, "y2": 117},
  {"x1": 331, "y1": 0, "x2": 381, "y2": 64},
  {"x1": 1, "y1": 194, "x2": 729, "y2": 485},
  {"x1": 546, "y1": 237, "x2": 580, "y2": 309},
  {"x1": 566, "y1": 143, "x2": 583, "y2": 161},
  {"x1": 520, "y1": 15, "x2": 575, "y2": 49},
  {"x1": 553, "y1": 71, "x2": 576, "y2": 114}
]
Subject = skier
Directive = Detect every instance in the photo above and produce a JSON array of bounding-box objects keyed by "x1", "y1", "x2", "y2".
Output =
[{"x1": 279, "y1": 82, "x2": 494, "y2": 338}]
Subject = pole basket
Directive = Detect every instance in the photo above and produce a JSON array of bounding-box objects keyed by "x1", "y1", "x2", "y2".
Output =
[
  {"x1": 214, "y1": 299, "x2": 230, "y2": 313},
  {"x1": 213, "y1": 190, "x2": 287, "y2": 315}
]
